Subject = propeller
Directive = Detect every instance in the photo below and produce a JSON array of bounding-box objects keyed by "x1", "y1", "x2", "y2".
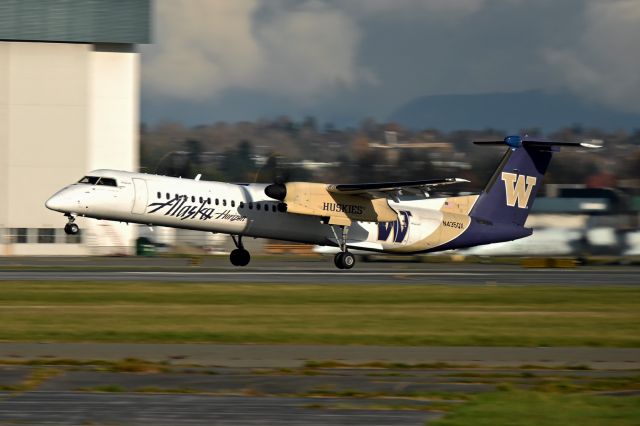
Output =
[
  {"x1": 265, "y1": 182, "x2": 287, "y2": 201},
  {"x1": 260, "y1": 154, "x2": 290, "y2": 209}
]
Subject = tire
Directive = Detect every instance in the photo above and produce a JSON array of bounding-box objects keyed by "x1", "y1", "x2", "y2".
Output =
[
  {"x1": 64, "y1": 223, "x2": 79, "y2": 235},
  {"x1": 230, "y1": 249, "x2": 251, "y2": 267},
  {"x1": 334, "y1": 252, "x2": 355, "y2": 270},
  {"x1": 341, "y1": 252, "x2": 355, "y2": 269}
]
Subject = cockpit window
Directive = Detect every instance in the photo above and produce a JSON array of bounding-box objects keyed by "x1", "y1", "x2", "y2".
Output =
[
  {"x1": 79, "y1": 176, "x2": 100, "y2": 184},
  {"x1": 96, "y1": 177, "x2": 117, "y2": 187},
  {"x1": 78, "y1": 176, "x2": 117, "y2": 186}
]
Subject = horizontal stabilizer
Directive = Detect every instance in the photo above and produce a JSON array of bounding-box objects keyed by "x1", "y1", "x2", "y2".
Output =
[{"x1": 474, "y1": 135, "x2": 602, "y2": 149}]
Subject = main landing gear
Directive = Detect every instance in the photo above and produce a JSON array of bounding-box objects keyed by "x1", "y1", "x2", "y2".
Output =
[
  {"x1": 229, "y1": 235, "x2": 251, "y2": 267},
  {"x1": 334, "y1": 251, "x2": 355, "y2": 270},
  {"x1": 63, "y1": 214, "x2": 80, "y2": 235},
  {"x1": 332, "y1": 225, "x2": 355, "y2": 270}
]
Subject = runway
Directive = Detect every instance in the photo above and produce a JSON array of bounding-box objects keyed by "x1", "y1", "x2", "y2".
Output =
[
  {"x1": 0, "y1": 264, "x2": 638, "y2": 285},
  {"x1": 0, "y1": 256, "x2": 639, "y2": 285},
  {"x1": 0, "y1": 392, "x2": 441, "y2": 426}
]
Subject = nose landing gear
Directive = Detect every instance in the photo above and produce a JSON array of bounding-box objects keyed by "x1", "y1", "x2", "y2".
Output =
[
  {"x1": 230, "y1": 235, "x2": 251, "y2": 267},
  {"x1": 63, "y1": 214, "x2": 80, "y2": 235}
]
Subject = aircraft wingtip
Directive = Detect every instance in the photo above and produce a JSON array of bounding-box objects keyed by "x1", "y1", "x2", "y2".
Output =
[{"x1": 579, "y1": 142, "x2": 603, "y2": 149}]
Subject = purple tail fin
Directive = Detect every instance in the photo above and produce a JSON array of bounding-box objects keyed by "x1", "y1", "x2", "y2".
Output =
[{"x1": 470, "y1": 141, "x2": 553, "y2": 226}]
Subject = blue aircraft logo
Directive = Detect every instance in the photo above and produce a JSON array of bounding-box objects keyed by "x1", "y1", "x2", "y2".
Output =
[{"x1": 378, "y1": 211, "x2": 412, "y2": 243}]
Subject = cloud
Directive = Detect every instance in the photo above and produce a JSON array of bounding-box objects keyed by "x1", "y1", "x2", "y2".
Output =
[
  {"x1": 141, "y1": 0, "x2": 640, "y2": 123},
  {"x1": 543, "y1": 0, "x2": 640, "y2": 113},
  {"x1": 338, "y1": 0, "x2": 490, "y2": 18},
  {"x1": 142, "y1": 0, "x2": 372, "y2": 101}
]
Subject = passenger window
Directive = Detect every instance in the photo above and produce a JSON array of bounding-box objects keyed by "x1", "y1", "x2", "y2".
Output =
[
  {"x1": 231, "y1": 200, "x2": 235, "y2": 207},
  {"x1": 166, "y1": 193, "x2": 170, "y2": 199},
  {"x1": 199, "y1": 197, "x2": 203, "y2": 203},
  {"x1": 256, "y1": 203, "x2": 261, "y2": 211},
  {"x1": 249, "y1": 203, "x2": 253, "y2": 210},
  {"x1": 215, "y1": 199, "x2": 219, "y2": 205},
  {"x1": 272, "y1": 205, "x2": 276, "y2": 212},
  {"x1": 207, "y1": 198, "x2": 211, "y2": 204},
  {"x1": 239, "y1": 202, "x2": 244, "y2": 208},
  {"x1": 191, "y1": 196, "x2": 195, "y2": 203},
  {"x1": 157, "y1": 192, "x2": 161, "y2": 199},
  {"x1": 223, "y1": 199, "x2": 227, "y2": 206}
]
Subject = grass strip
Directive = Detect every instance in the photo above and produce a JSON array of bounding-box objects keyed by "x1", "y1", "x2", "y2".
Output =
[
  {"x1": 0, "y1": 281, "x2": 638, "y2": 346},
  {"x1": 430, "y1": 390, "x2": 640, "y2": 426}
]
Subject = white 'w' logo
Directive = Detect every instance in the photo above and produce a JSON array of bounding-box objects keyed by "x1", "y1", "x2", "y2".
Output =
[{"x1": 501, "y1": 172, "x2": 537, "y2": 208}]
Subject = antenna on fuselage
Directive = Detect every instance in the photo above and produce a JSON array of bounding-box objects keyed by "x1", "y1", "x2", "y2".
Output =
[{"x1": 194, "y1": 174, "x2": 202, "y2": 181}]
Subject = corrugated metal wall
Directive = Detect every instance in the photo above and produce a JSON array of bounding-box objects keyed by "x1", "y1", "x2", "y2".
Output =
[{"x1": 0, "y1": 0, "x2": 150, "y2": 44}]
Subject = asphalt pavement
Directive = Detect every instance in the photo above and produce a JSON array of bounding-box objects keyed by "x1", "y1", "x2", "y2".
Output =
[
  {"x1": 0, "y1": 392, "x2": 441, "y2": 426},
  {"x1": 0, "y1": 258, "x2": 639, "y2": 285}
]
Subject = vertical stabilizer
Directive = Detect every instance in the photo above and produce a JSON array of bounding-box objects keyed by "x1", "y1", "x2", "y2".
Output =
[{"x1": 470, "y1": 139, "x2": 554, "y2": 226}]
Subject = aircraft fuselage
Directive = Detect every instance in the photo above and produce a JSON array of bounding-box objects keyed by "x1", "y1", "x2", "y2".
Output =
[{"x1": 45, "y1": 169, "x2": 517, "y2": 254}]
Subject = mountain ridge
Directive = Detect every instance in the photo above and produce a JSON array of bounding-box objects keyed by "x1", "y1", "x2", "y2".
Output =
[{"x1": 389, "y1": 90, "x2": 640, "y2": 132}]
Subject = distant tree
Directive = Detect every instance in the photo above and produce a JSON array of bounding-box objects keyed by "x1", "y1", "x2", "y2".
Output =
[
  {"x1": 185, "y1": 139, "x2": 202, "y2": 166},
  {"x1": 139, "y1": 119, "x2": 637, "y2": 191},
  {"x1": 324, "y1": 122, "x2": 336, "y2": 134},
  {"x1": 352, "y1": 134, "x2": 371, "y2": 158},
  {"x1": 220, "y1": 139, "x2": 256, "y2": 182},
  {"x1": 302, "y1": 116, "x2": 317, "y2": 132},
  {"x1": 255, "y1": 153, "x2": 279, "y2": 183},
  {"x1": 359, "y1": 117, "x2": 379, "y2": 138}
]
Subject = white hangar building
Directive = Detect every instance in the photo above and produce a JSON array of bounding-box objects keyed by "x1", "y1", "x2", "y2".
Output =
[{"x1": 0, "y1": 0, "x2": 150, "y2": 255}]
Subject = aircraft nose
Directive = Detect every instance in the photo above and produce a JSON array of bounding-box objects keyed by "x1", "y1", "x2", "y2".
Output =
[{"x1": 45, "y1": 191, "x2": 70, "y2": 212}]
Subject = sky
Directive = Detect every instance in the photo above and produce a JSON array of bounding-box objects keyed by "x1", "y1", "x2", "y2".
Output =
[{"x1": 140, "y1": 0, "x2": 640, "y2": 127}]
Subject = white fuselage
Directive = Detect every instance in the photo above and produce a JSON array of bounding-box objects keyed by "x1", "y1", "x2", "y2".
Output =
[{"x1": 46, "y1": 170, "x2": 465, "y2": 253}]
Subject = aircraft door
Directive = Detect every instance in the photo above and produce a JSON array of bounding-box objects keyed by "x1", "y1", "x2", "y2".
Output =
[{"x1": 131, "y1": 178, "x2": 148, "y2": 214}]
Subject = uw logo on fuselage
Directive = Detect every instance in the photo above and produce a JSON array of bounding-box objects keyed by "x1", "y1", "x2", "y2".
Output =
[
  {"x1": 501, "y1": 172, "x2": 537, "y2": 209},
  {"x1": 378, "y1": 211, "x2": 412, "y2": 243}
]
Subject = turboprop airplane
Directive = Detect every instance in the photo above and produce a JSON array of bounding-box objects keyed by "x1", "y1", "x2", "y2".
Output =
[{"x1": 45, "y1": 136, "x2": 599, "y2": 269}]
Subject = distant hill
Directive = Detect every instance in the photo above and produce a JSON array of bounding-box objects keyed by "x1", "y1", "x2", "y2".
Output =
[{"x1": 389, "y1": 90, "x2": 640, "y2": 132}]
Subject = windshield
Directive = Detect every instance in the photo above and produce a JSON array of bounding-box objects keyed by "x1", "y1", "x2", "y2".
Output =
[
  {"x1": 78, "y1": 176, "x2": 117, "y2": 186},
  {"x1": 78, "y1": 176, "x2": 100, "y2": 184}
]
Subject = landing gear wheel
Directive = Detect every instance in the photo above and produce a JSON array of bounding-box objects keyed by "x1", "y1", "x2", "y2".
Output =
[
  {"x1": 229, "y1": 235, "x2": 251, "y2": 267},
  {"x1": 230, "y1": 248, "x2": 251, "y2": 267},
  {"x1": 64, "y1": 223, "x2": 80, "y2": 235},
  {"x1": 334, "y1": 252, "x2": 355, "y2": 270},
  {"x1": 341, "y1": 252, "x2": 355, "y2": 269}
]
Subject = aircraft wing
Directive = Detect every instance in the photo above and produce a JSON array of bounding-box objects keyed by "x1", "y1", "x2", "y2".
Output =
[{"x1": 326, "y1": 178, "x2": 468, "y2": 199}]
